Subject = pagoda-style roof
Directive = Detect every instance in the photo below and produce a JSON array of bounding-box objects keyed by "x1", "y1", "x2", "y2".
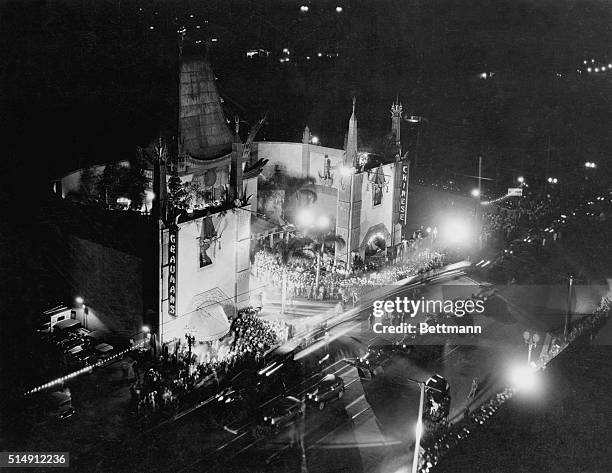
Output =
[{"x1": 179, "y1": 55, "x2": 234, "y2": 161}]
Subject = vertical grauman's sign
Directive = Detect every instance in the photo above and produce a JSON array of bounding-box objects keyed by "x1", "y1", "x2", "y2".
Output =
[
  {"x1": 168, "y1": 226, "x2": 178, "y2": 317},
  {"x1": 399, "y1": 160, "x2": 410, "y2": 239}
]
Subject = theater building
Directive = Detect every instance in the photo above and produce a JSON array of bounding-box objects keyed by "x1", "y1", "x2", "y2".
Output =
[
  {"x1": 47, "y1": 53, "x2": 261, "y2": 345},
  {"x1": 253, "y1": 99, "x2": 408, "y2": 267}
]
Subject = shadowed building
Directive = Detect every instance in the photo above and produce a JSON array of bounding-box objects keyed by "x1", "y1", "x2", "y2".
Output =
[{"x1": 47, "y1": 53, "x2": 262, "y2": 346}]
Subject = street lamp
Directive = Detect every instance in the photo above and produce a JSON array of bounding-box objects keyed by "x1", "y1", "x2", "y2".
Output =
[
  {"x1": 335, "y1": 6, "x2": 343, "y2": 12},
  {"x1": 314, "y1": 216, "x2": 332, "y2": 290},
  {"x1": 296, "y1": 208, "x2": 333, "y2": 288},
  {"x1": 471, "y1": 188, "x2": 481, "y2": 198},
  {"x1": 522, "y1": 331, "x2": 540, "y2": 364},
  {"x1": 517, "y1": 176, "x2": 525, "y2": 184},
  {"x1": 412, "y1": 381, "x2": 426, "y2": 473},
  {"x1": 185, "y1": 333, "x2": 196, "y2": 365},
  {"x1": 400, "y1": 376, "x2": 444, "y2": 473},
  {"x1": 75, "y1": 296, "x2": 84, "y2": 305},
  {"x1": 310, "y1": 135, "x2": 319, "y2": 145}
]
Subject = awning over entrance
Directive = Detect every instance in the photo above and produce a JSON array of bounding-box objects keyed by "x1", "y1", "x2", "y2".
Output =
[{"x1": 185, "y1": 302, "x2": 231, "y2": 342}]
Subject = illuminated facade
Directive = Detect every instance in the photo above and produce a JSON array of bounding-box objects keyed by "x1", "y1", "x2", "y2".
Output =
[{"x1": 253, "y1": 100, "x2": 406, "y2": 267}]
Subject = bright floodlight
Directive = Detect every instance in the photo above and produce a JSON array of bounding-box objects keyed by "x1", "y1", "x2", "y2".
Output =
[
  {"x1": 75, "y1": 296, "x2": 84, "y2": 305},
  {"x1": 471, "y1": 188, "x2": 481, "y2": 198},
  {"x1": 316, "y1": 215, "x2": 331, "y2": 229},
  {"x1": 440, "y1": 218, "x2": 473, "y2": 245},
  {"x1": 338, "y1": 165, "x2": 353, "y2": 177},
  {"x1": 142, "y1": 325, "x2": 150, "y2": 333},
  {"x1": 311, "y1": 136, "x2": 319, "y2": 145},
  {"x1": 296, "y1": 208, "x2": 315, "y2": 227},
  {"x1": 509, "y1": 364, "x2": 539, "y2": 393},
  {"x1": 587, "y1": 68, "x2": 592, "y2": 72},
  {"x1": 517, "y1": 176, "x2": 524, "y2": 183},
  {"x1": 336, "y1": 6, "x2": 343, "y2": 12}
]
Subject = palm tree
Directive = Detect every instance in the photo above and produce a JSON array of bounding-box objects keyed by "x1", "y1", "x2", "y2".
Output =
[
  {"x1": 273, "y1": 237, "x2": 315, "y2": 314},
  {"x1": 302, "y1": 230, "x2": 346, "y2": 291}
]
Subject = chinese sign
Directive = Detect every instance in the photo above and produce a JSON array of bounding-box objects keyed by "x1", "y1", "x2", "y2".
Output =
[
  {"x1": 399, "y1": 161, "x2": 410, "y2": 238},
  {"x1": 168, "y1": 226, "x2": 178, "y2": 317}
]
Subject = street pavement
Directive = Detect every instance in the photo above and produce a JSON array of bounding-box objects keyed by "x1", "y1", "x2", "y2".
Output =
[
  {"x1": 252, "y1": 275, "x2": 340, "y2": 326},
  {"x1": 12, "y1": 268, "x2": 565, "y2": 473},
  {"x1": 196, "y1": 270, "x2": 546, "y2": 473}
]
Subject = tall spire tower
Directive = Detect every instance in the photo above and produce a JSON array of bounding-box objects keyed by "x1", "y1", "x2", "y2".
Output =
[
  {"x1": 390, "y1": 97, "x2": 403, "y2": 155},
  {"x1": 345, "y1": 97, "x2": 358, "y2": 167}
]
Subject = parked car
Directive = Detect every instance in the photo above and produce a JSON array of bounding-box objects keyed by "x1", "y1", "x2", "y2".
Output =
[
  {"x1": 93, "y1": 343, "x2": 114, "y2": 363},
  {"x1": 52, "y1": 319, "x2": 82, "y2": 339},
  {"x1": 29, "y1": 391, "x2": 76, "y2": 421},
  {"x1": 67, "y1": 345, "x2": 96, "y2": 366},
  {"x1": 262, "y1": 396, "x2": 303, "y2": 430},
  {"x1": 306, "y1": 374, "x2": 345, "y2": 410}
]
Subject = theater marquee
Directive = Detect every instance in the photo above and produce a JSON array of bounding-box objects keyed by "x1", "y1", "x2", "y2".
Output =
[{"x1": 168, "y1": 226, "x2": 178, "y2": 317}]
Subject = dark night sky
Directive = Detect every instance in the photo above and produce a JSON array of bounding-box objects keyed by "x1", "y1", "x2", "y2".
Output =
[
  {"x1": 0, "y1": 0, "x2": 611, "y2": 425},
  {"x1": 1, "y1": 0, "x2": 611, "y2": 190}
]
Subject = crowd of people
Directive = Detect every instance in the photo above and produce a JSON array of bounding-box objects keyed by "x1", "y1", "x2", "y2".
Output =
[
  {"x1": 129, "y1": 308, "x2": 281, "y2": 420},
  {"x1": 421, "y1": 289, "x2": 612, "y2": 473},
  {"x1": 480, "y1": 193, "x2": 558, "y2": 247},
  {"x1": 253, "y1": 248, "x2": 445, "y2": 306}
]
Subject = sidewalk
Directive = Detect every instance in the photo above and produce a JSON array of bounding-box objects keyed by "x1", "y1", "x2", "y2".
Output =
[{"x1": 252, "y1": 274, "x2": 342, "y2": 332}]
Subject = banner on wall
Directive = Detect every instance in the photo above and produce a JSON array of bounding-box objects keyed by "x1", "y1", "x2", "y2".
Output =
[
  {"x1": 168, "y1": 226, "x2": 178, "y2": 317},
  {"x1": 398, "y1": 160, "x2": 410, "y2": 239}
]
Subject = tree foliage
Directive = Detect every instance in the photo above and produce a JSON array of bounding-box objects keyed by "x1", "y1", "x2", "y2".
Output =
[
  {"x1": 258, "y1": 171, "x2": 318, "y2": 224},
  {"x1": 93, "y1": 158, "x2": 148, "y2": 210}
]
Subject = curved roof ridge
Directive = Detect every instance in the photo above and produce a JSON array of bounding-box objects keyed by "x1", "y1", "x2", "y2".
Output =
[{"x1": 179, "y1": 55, "x2": 234, "y2": 161}]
